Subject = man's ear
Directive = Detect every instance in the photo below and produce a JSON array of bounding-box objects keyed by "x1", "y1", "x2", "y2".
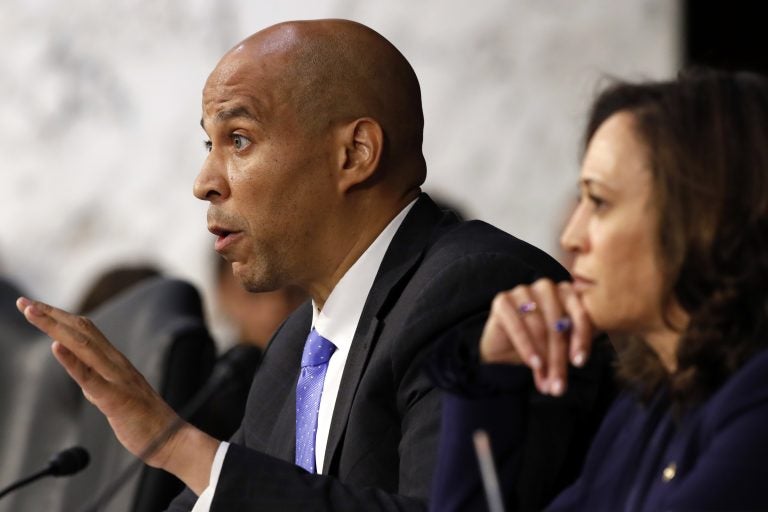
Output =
[{"x1": 336, "y1": 117, "x2": 383, "y2": 193}]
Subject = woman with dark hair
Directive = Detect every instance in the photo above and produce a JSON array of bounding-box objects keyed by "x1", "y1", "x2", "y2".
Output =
[{"x1": 430, "y1": 69, "x2": 768, "y2": 511}]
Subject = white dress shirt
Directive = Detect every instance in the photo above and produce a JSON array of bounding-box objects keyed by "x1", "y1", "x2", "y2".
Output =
[{"x1": 192, "y1": 199, "x2": 417, "y2": 511}]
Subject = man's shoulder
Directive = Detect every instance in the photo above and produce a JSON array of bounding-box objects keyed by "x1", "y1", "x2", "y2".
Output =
[
  {"x1": 377, "y1": 216, "x2": 569, "y2": 330},
  {"x1": 391, "y1": 194, "x2": 566, "y2": 283},
  {"x1": 421, "y1": 218, "x2": 569, "y2": 283},
  {"x1": 429, "y1": 218, "x2": 542, "y2": 254}
]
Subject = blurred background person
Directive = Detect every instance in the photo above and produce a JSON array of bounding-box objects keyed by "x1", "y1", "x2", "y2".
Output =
[
  {"x1": 213, "y1": 254, "x2": 306, "y2": 350},
  {"x1": 191, "y1": 255, "x2": 307, "y2": 440},
  {"x1": 76, "y1": 264, "x2": 161, "y2": 314},
  {"x1": 431, "y1": 69, "x2": 768, "y2": 511}
]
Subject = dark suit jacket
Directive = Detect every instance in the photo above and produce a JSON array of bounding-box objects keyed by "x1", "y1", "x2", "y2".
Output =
[{"x1": 168, "y1": 194, "x2": 570, "y2": 511}]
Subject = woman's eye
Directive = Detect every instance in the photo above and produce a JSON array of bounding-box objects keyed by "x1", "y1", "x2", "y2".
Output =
[
  {"x1": 588, "y1": 194, "x2": 606, "y2": 210},
  {"x1": 203, "y1": 139, "x2": 212, "y2": 153},
  {"x1": 232, "y1": 134, "x2": 251, "y2": 151},
  {"x1": 577, "y1": 191, "x2": 608, "y2": 212}
]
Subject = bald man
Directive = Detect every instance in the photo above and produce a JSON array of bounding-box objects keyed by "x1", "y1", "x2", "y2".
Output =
[{"x1": 16, "y1": 19, "x2": 600, "y2": 511}]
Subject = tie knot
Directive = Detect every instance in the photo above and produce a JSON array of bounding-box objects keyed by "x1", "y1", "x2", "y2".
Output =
[{"x1": 301, "y1": 329, "x2": 336, "y2": 368}]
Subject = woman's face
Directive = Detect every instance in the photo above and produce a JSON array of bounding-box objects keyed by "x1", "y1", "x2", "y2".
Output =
[{"x1": 561, "y1": 111, "x2": 667, "y2": 336}]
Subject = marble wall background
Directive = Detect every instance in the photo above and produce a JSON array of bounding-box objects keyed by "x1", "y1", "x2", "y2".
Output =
[{"x1": 0, "y1": 1, "x2": 679, "y2": 346}]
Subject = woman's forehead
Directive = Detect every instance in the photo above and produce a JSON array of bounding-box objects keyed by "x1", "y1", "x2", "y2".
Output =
[{"x1": 580, "y1": 112, "x2": 651, "y2": 188}]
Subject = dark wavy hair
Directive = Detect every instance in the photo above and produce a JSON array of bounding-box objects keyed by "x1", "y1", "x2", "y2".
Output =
[{"x1": 584, "y1": 69, "x2": 768, "y2": 407}]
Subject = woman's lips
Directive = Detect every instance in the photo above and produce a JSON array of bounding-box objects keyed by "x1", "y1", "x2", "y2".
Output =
[{"x1": 572, "y1": 274, "x2": 595, "y2": 292}]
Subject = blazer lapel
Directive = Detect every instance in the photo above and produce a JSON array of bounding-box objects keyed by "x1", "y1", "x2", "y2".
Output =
[{"x1": 322, "y1": 194, "x2": 450, "y2": 473}]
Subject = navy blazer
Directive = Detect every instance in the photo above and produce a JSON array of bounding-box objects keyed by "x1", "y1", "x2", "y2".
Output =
[
  {"x1": 428, "y1": 335, "x2": 615, "y2": 511},
  {"x1": 550, "y1": 347, "x2": 768, "y2": 511},
  {"x1": 431, "y1": 345, "x2": 768, "y2": 512},
  {"x1": 167, "y1": 194, "x2": 570, "y2": 511}
]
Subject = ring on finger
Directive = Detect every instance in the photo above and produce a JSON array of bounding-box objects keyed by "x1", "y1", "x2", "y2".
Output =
[
  {"x1": 518, "y1": 301, "x2": 538, "y2": 315},
  {"x1": 554, "y1": 316, "x2": 573, "y2": 333}
]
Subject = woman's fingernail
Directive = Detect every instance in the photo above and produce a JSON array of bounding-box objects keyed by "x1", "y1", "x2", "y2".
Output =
[
  {"x1": 572, "y1": 351, "x2": 586, "y2": 367},
  {"x1": 529, "y1": 354, "x2": 542, "y2": 370},
  {"x1": 550, "y1": 379, "x2": 564, "y2": 396}
]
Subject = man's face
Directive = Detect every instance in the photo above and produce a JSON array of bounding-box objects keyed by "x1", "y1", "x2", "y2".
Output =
[{"x1": 195, "y1": 46, "x2": 337, "y2": 292}]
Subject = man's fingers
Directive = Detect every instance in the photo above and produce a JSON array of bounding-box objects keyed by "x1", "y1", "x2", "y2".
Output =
[
  {"x1": 17, "y1": 298, "x2": 194, "y2": 476},
  {"x1": 18, "y1": 297, "x2": 124, "y2": 381},
  {"x1": 19, "y1": 297, "x2": 93, "y2": 330},
  {"x1": 51, "y1": 341, "x2": 109, "y2": 403}
]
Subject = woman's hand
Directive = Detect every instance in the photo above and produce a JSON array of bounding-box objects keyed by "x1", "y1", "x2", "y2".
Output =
[{"x1": 479, "y1": 279, "x2": 595, "y2": 396}]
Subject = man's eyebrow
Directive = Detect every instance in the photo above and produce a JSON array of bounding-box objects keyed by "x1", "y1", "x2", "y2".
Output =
[{"x1": 200, "y1": 106, "x2": 261, "y2": 130}]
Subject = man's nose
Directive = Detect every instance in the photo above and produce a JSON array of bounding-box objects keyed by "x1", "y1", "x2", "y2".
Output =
[{"x1": 193, "y1": 154, "x2": 228, "y2": 202}]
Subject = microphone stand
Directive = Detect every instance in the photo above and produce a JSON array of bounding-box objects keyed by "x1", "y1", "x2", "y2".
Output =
[
  {"x1": 473, "y1": 429, "x2": 506, "y2": 512},
  {"x1": 0, "y1": 467, "x2": 53, "y2": 500}
]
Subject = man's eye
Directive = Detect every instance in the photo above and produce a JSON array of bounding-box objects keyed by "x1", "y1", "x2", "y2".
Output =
[
  {"x1": 232, "y1": 134, "x2": 251, "y2": 151},
  {"x1": 203, "y1": 139, "x2": 212, "y2": 153}
]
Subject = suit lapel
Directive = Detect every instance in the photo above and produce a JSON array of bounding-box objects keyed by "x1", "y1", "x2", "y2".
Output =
[
  {"x1": 322, "y1": 194, "x2": 449, "y2": 473},
  {"x1": 261, "y1": 304, "x2": 312, "y2": 462}
]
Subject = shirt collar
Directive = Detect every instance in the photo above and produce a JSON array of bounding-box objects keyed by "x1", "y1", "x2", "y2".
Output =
[{"x1": 311, "y1": 199, "x2": 417, "y2": 352}]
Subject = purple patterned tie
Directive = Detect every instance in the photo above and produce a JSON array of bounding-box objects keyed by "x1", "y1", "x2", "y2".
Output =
[{"x1": 295, "y1": 328, "x2": 336, "y2": 473}]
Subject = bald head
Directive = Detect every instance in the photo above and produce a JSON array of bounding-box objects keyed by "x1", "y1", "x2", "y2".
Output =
[
  {"x1": 198, "y1": 20, "x2": 427, "y2": 302},
  {"x1": 211, "y1": 19, "x2": 426, "y2": 184}
]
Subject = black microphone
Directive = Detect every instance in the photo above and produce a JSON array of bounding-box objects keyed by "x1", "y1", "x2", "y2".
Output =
[
  {"x1": 80, "y1": 345, "x2": 258, "y2": 512},
  {"x1": 0, "y1": 446, "x2": 90, "y2": 499}
]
